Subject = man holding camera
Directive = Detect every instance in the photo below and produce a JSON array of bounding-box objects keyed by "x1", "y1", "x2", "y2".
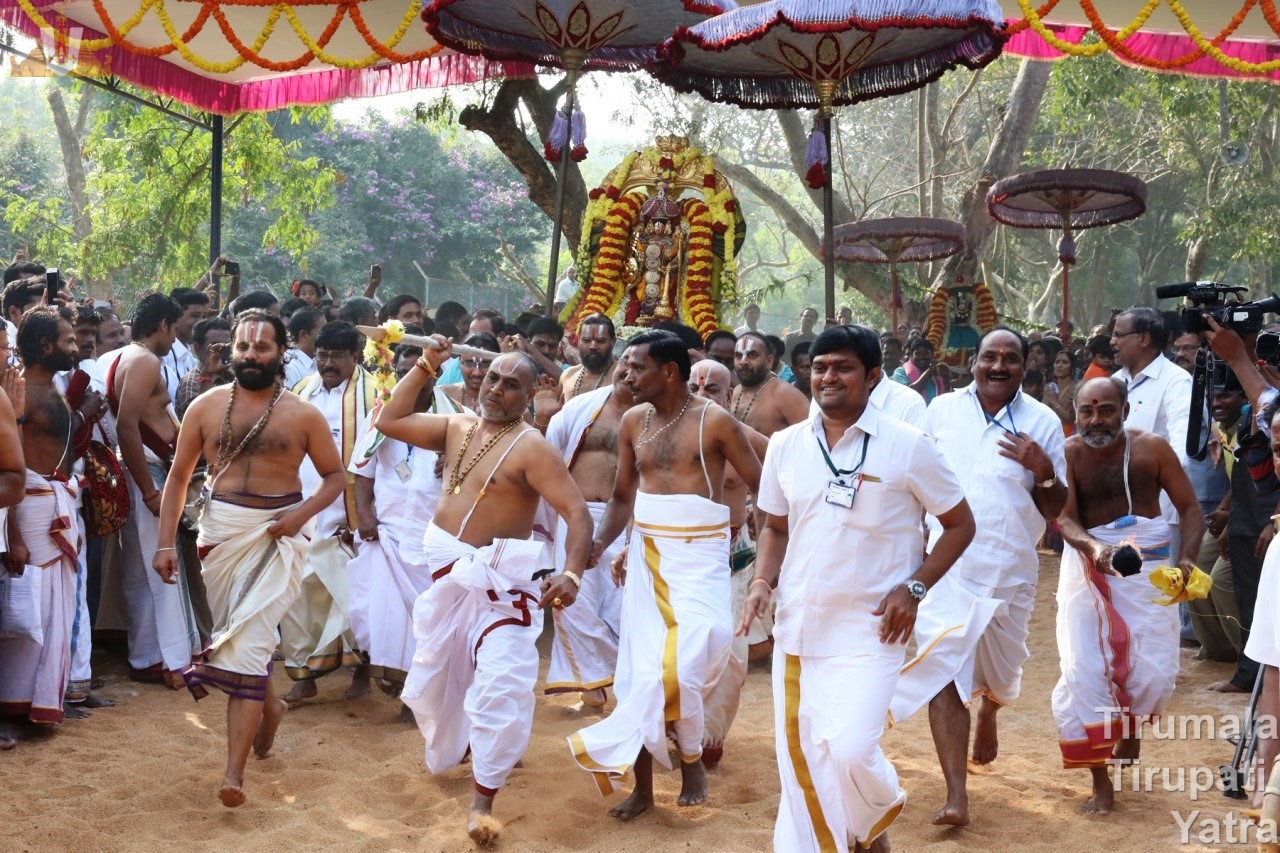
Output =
[{"x1": 175, "y1": 318, "x2": 232, "y2": 420}]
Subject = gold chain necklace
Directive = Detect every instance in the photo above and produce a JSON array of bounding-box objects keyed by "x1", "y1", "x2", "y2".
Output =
[
  {"x1": 571, "y1": 360, "x2": 613, "y2": 398},
  {"x1": 446, "y1": 417, "x2": 525, "y2": 495},
  {"x1": 732, "y1": 374, "x2": 774, "y2": 423},
  {"x1": 635, "y1": 393, "x2": 693, "y2": 450}
]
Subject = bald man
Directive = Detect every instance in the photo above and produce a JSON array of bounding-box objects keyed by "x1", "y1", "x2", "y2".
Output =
[{"x1": 689, "y1": 360, "x2": 768, "y2": 768}]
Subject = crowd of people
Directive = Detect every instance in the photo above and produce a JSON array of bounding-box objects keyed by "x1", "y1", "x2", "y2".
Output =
[{"x1": 2, "y1": 261, "x2": 1280, "y2": 851}]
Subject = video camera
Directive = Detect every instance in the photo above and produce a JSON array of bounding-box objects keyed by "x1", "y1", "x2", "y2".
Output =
[
  {"x1": 1154, "y1": 280, "x2": 1280, "y2": 335},
  {"x1": 1157, "y1": 280, "x2": 1280, "y2": 459}
]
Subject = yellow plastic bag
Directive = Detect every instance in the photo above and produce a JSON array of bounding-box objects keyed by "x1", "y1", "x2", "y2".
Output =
[{"x1": 1149, "y1": 565, "x2": 1213, "y2": 606}]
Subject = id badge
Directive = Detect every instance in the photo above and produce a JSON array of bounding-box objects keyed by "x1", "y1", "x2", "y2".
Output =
[
  {"x1": 395, "y1": 460, "x2": 413, "y2": 482},
  {"x1": 825, "y1": 480, "x2": 856, "y2": 509}
]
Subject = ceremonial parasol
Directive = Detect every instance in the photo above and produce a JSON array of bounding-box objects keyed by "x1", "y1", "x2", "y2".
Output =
[
  {"x1": 422, "y1": 0, "x2": 733, "y2": 312},
  {"x1": 655, "y1": 0, "x2": 1005, "y2": 321},
  {"x1": 829, "y1": 216, "x2": 966, "y2": 334},
  {"x1": 987, "y1": 168, "x2": 1147, "y2": 340}
]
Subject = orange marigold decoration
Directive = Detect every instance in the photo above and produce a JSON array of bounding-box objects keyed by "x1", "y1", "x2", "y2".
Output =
[
  {"x1": 680, "y1": 198, "x2": 719, "y2": 341},
  {"x1": 925, "y1": 282, "x2": 997, "y2": 351},
  {"x1": 572, "y1": 193, "x2": 644, "y2": 325}
]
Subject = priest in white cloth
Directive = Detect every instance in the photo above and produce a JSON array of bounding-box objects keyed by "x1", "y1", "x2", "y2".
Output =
[
  {"x1": 1053, "y1": 376, "x2": 1203, "y2": 815},
  {"x1": 892, "y1": 327, "x2": 1067, "y2": 827},
  {"x1": 347, "y1": 346, "x2": 460, "y2": 704},
  {"x1": 154, "y1": 309, "x2": 346, "y2": 808},
  {"x1": 541, "y1": 372, "x2": 633, "y2": 705},
  {"x1": 567, "y1": 330, "x2": 762, "y2": 820},
  {"x1": 688, "y1": 358, "x2": 769, "y2": 770},
  {"x1": 739, "y1": 325, "x2": 975, "y2": 853},
  {"x1": 377, "y1": 344, "x2": 592, "y2": 847},
  {"x1": 281, "y1": 321, "x2": 376, "y2": 704}
]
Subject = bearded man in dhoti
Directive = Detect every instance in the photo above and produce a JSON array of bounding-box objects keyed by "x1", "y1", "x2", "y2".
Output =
[
  {"x1": 1054, "y1": 376, "x2": 1203, "y2": 814},
  {"x1": 154, "y1": 309, "x2": 346, "y2": 808},
  {"x1": 377, "y1": 344, "x2": 592, "y2": 846}
]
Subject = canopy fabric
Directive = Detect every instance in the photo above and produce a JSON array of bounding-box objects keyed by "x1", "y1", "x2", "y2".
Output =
[
  {"x1": 1001, "y1": 0, "x2": 1280, "y2": 82},
  {"x1": 422, "y1": 0, "x2": 735, "y2": 72},
  {"x1": 0, "y1": 0, "x2": 533, "y2": 113}
]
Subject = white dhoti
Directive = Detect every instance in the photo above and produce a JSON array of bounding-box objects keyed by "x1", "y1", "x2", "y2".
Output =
[
  {"x1": 347, "y1": 527, "x2": 432, "y2": 684},
  {"x1": 182, "y1": 494, "x2": 308, "y2": 701},
  {"x1": 568, "y1": 492, "x2": 731, "y2": 793},
  {"x1": 702, "y1": 524, "x2": 754, "y2": 755},
  {"x1": 66, "y1": 525, "x2": 93, "y2": 702},
  {"x1": 402, "y1": 523, "x2": 544, "y2": 793},
  {"x1": 119, "y1": 458, "x2": 200, "y2": 671},
  {"x1": 775, "y1": 648, "x2": 907, "y2": 852},
  {"x1": 0, "y1": 472, "x2": 80, "y2": 724},
  {"x1": 890, "y1": 572, "x2": 1009, "y2": 723},
  {"x1": 1246, "y1": 534, "x2": 1280, "y2": 667},
  {"x1": 1052, "y1": 517, "x2": 1179, "y2": 767},
  {"x1": 546, "y1": 501, "x2": 623, "y2": 696},
  {"x1": 280, "y1": 535, "x2": 357, "y2": 681}
]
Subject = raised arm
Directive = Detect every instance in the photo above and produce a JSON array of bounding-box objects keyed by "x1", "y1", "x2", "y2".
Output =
[{"x1": 374, "y1": 335, "x2": 451, "y2": 451}]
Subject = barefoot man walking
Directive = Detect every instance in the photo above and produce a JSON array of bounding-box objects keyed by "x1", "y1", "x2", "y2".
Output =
[
  {"x1": 154, "y1": 310, "x2": 346, "y2": 808},
  {"x1": 568, "y1": 329, "x2": 762, "y2": 819},
  {"x1": 377, "y1": 343, "x2": 592, "y2": 845},
  {"x1": 740, "y1": 325, "x2": 975, "y2": 852},
  {"x1": 892, "y1": 327, "x2": 1067, "y2": 826},
  {"x1": 1053, "y1": 376, "x2": 1203, "y2": 814}
]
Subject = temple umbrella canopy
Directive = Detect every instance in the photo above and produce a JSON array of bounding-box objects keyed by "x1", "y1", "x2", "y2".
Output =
[
  {"x1": 423, "y1": 0, "x2": 735, "y2": 311},
  {"x1": 987, "y1": 168, "x2": 1147, "y2": 339},
  {"x1": 828, "y1": 216, "x2": 966, "y2": 333},
  {"x1": 653, "y1": 0, "x2": 1005, "y2": 321},
  {"x1": 0, "y1": 0, "x2": 530, "y2": 114}
]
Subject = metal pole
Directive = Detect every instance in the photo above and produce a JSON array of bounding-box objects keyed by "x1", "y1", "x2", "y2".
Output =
[
  {"x1": 210, "y1": 114, "x2": 224, "y2": 267},
  {"x1": 821, "y1": 112, "x2": 835, "y2": 323},
  {"x1": 545, "y1": 50, "x2": 586, "y2": 315}
]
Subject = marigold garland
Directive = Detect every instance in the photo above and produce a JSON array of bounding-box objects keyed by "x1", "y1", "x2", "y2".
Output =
[
  {"x1": 361, "y1": 319, "x2": 405, "y2": 401},
  {"x1": 1011, "y1": 0, "x2": 1280, "y2": 75},
  {"x1": 564, "y1": 142, "x2": 741, "y2": 340},
  {"x1": 926, "y1": 283, "x2": 997, "y2": 350},
  {"x1": 15, "y1": 0, "x2": 441, "y2": 74}
]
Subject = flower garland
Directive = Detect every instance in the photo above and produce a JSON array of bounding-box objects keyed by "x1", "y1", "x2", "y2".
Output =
[
  {"x1": 925, "y1": 283, "x2": 997, "y2": 350},
  {"x1": 361, "y1": 319, "x2": 406, "y2": 401},
  {"x1": 565, "y1": 143, "x2": 741, "y2": 337},
  {"x1": 570, "y1": 193, "x2": 644, "y2": 329},
  {"x1": 16, "y1": 0, "x2": 440, "y2": 74},
  {"x1": 680, "y1": 198, "x2": 720, "y2": 341},
  {"x1": 1011, "y1": 0, "x2": 1280, "y2": 75}
]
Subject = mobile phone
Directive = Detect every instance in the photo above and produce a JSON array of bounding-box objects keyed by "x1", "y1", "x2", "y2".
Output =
[
  {"x1": 45, "y1": 269, "x2": 60, "y2": 303},
  {"x1": 369, "y1": 264, "x2": 382, "y2": 287},
  {"x1": 223, "y1": 261, "x2": 240, "y2": 277},
  {"x1": 219, "y1": 344, "x2": 231, "y2": 365}
]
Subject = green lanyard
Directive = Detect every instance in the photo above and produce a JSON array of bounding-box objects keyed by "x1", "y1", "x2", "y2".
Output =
[{"x1": 817, "y1": 430, "x2": 869, "y2": 485}]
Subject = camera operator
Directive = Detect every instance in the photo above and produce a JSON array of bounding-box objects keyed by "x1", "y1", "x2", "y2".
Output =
[
  {"x1": 174, "y1": 317, "x2": 232, "y2": 421},
  {"x1": 1203, "y1": 314, "x2": 1280, "y2": 808}
]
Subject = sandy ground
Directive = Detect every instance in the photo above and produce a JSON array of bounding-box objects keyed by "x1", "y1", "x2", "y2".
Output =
[{"x1": 2, "y1": 554, "x2": 1264, "y2": 852}]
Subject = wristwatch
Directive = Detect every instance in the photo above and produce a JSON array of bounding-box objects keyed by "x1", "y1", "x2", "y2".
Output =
[
  {"x1": 1036, "y1": 472, "x2": 1058, "y2": 489},
  {"x1": 903, "y1": 579, "x2": 927, "y2": 601}
]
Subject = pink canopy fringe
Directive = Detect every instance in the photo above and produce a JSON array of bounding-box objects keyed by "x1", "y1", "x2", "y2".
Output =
[
  {"x1": 0, "y1": 0, "x2": 534, "y2": 114},
  {"x1": 1004, "y1": 19, "x2": 1280, "y2": 83}
]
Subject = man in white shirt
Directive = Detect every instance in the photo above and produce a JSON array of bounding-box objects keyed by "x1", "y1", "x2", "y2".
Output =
[
  {"x1": 740, "y1": 324, "x2": 975, "y2": 853},
  {"x1": 281, "y1": 322, "x2": 376, "y2": 705},
  {"x1": 162, "y1": 289, "x2": 211, "y2": 403},
  {"x1": 733, "y1": 303, "x2": 764, "y2": 337},
  {"x1": 553, "y1": 266, "x2": 578, "y2": 313},
  {"x1": 1111, "y1": 307, "x2": 1192, "y2": 460},
  {"x1": 284, "y1": 307, "x2": 325, "y2": 388},
  {"x1": 892, "y1": 327, "x2": 1067, "y2": 828}
]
